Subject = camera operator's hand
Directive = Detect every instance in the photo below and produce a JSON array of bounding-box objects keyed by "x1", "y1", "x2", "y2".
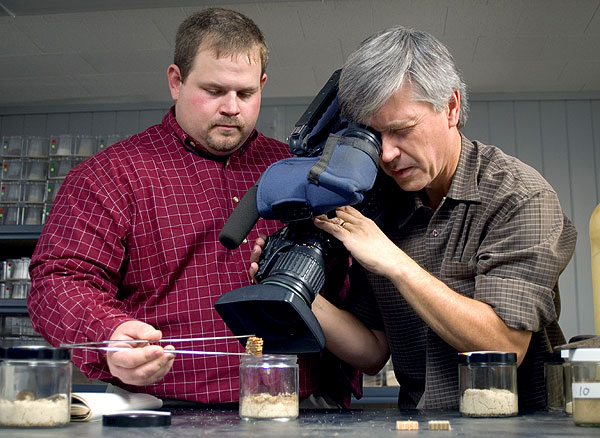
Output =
[
  {"x1": 249, "y1": 233, "x2": 268, "y2": 282},
  {"x1": 106, "y1": 320, "x2": 175, "y2": 386},
  {"x1": 313, "y1": 206, "x2": 403, "y2": 279}
]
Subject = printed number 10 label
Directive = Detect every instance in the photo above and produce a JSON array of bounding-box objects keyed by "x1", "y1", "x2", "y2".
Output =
[{"x1": 572, "y1": 383, "x2": 600, "y2": 398}]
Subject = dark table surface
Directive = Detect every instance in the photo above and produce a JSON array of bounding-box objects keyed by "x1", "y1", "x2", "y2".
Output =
[{"x1": 1, "y1": 407, "x2": 598, "y2": 437}]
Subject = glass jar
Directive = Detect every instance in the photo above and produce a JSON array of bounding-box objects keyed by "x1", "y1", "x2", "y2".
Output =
[
  {"x1": 565, "y1": 348, "x2": 600, "y2": 427},
  {"x1": 544, "y1": 351, "x2": 565, "y2": 411},
  {"x1": 0, "y1": 346, "x2": 72, "y2": 427},
  {"x1": 458, "y1": 351, "x2": 518, "y2": 417},
  {"x1": 562, "y1": 335, "x2": 596, "y2": 416},
  {"x1": 239, "y1": 354, "x2": 298, "y2": 421}
]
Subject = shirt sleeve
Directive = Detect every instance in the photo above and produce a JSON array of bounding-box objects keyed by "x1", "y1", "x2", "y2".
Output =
[
  {"x1": 27, "y1": 162, "x2": 135, "y2": 380},
  {"x1": 474, "y1": 188, "x2": 577, "y2": 331}
]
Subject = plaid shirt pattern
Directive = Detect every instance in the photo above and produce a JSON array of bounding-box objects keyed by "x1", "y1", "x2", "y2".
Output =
[
  {"x1": 347, "y1": 136, "x2": 577, "y2": 410},
  {"x1": 28, "y1": 107, "x2": 326, "y2": 403}
]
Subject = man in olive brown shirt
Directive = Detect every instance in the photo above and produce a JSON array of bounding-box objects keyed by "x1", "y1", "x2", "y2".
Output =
[{"x1": 308, "y1": 26, "x2": 576, "y2": 411}]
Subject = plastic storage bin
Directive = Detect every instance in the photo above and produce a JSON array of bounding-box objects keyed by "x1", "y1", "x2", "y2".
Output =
[
  {"x1": 239, "y1": 354, "x2": 299, "y2": 421},
  {"x1": 25, "y1": 137, "x2": 49, "y2": 158},
  {"x1": 1, "y1": 159, "x2": 23, "y2": 181},
  {"x1": 49, "y1": 135, "x2": 75, "y2": 157},
  {"x1": 1, "y1": 182, "x2": 21, "y2": 202},
  {"x1": 1, "y1": 136, "x2": 23, "y2": 157},
  {"x1": 0, "y1": 204, "x2": 21, "y2": 225},
  {"x1": 458, "y1": 351, "x2": 518, "y2": 417}
]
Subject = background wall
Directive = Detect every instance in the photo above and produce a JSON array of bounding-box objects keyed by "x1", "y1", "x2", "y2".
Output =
[{"x1": 1, "y1": 93, "x2": 598, "y2": 340}]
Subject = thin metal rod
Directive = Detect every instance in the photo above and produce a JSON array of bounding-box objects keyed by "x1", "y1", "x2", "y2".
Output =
[
  {"x1": 60, "y1": 334, "x2": 254, "y2": 349},
  {"x1": 67, "y1": 346, "x2": 250, "y2": 356}
]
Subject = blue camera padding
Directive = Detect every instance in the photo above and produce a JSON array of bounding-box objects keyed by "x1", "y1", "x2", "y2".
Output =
[
  {"x1": 256, "y1": 157, "x2": 351, "y2": 219},
  {"x1": 256, "y1": 137, "x2": 379, "y2": 219}
]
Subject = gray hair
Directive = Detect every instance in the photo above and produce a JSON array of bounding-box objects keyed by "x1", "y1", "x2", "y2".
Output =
[{"x1": 338, "y1": 26, "x2": 469, "y2": 129}]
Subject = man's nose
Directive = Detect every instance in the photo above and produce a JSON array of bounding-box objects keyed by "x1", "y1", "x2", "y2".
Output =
[
  {"x1": 380, "y1": 137, "x2": 400, "y2": 163},
  {"x1": 220, "y1": 92, "x2": 240, "y2": 115}
]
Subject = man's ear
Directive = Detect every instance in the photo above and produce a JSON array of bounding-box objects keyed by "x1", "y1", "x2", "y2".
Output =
[
  {"x1": 447, "y1": 90, "x2": 460, "y2": 128},
  {"x1": 260, "y1": 73, "x2": 267, "y2": 90},
  {"x1": 167, "y1": 64, "x2": 183, "y2": 101}
]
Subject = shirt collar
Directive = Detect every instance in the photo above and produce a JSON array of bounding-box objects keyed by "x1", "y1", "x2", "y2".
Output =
[
  {"x1": 388, "y1": 135, "x2": 481, "y2": 230},
  {"x1": 445, "y1": 135, "x2": 482, "y2": 203},
  {"x1": 163, "y1": 105, "x2": 258, "y2": 161}
]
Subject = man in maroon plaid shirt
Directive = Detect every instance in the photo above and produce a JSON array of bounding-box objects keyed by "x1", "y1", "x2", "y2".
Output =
[{"x1": 28, "y1": 8, "x2": 358, "y2": 407}]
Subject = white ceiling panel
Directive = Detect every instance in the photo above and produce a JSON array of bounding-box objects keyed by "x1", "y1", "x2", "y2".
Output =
[
  {"x1": 473, "y1": 36, "x2": 548, "y2": 63},
  {"x1": 80, "y1": 50, "x2": 172, "y2": 75},
  {"x1": 1, "y1": 76, "x2": 90, "y2": 102},
  {"x1": 444, "y1": 0, "x2": 522, "y2": 36},
  {"x1": 78, "y1": 73, "x2": 170, "y2": 102},
  {"x1": 371, "y1": 0, "x2": 447, "y2": 35},
  {"x1": 561, "y1": 60, "x2": 600, "y2": 92},
  {"x1": 466, "y1": 60, "x2": 570, "y2": 93},
  {"x1": 0, "y1": 53, "x2": 96, "y2": 78},
  {"x1": 0, "y1": 0, "x2": 599, "y2": 108},
  {"x1": 0, "y1": 18, "x2": 41, "y2": 55},
  {"x1": 513, "y1": 0, "x2": 598, "y2": 35},
  {"x1": 541, "y1": 35, "x2": 600, "y2": 62}
]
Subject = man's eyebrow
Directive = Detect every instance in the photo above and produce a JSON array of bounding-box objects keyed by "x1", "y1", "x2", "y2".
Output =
[
  {"x1": 238, "y1": 86, "x2": 260, "y2": 93},
  {"x1": 202, "y1": 82, "x2": 259, "y2": 93},
  {"x1": 380, "y1": 118, "x2": 419, "y2": 132}
]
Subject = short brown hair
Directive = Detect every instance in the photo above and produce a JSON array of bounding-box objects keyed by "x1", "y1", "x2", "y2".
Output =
[{"x1": 174, "y1": 8, "x2": 268, "y2": 82}]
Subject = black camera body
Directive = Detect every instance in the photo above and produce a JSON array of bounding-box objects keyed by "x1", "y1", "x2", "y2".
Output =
[
  {"x1": 215, "y1": 70, "x2": 382, "y2": 354},
  {"x1": 254, "y1": 223, "x2": 336, "y2": 304}
]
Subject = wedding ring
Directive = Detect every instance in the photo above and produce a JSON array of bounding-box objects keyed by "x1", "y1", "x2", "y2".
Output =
[{"x1": 340, "y1": 220, "x2": 346, "y2": 228}]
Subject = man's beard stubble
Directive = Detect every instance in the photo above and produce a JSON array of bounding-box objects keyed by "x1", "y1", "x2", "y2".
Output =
[{"x1": 206, "y1": 118, "x2": 246, "y2": 153}]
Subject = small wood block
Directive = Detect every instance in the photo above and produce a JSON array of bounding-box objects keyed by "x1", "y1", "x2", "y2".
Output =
[
  {"x1": 428, "y1": 420, "x2": 451, "y2": 430},
  {"x1": 395, "y1": 420, "x2": 419, "y2": 430}
]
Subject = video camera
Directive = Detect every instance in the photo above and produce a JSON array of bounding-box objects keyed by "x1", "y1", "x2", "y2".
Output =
[{"x1": 215, "y1": 70, "x2": 382, "y2": 354}]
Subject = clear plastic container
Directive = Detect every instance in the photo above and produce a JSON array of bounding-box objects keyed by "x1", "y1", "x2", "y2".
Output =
[
  {"x1": 458, "y1": 351, "x2": 518, "y2": 417},
  {"x1": 22, "y1": 204, "x2": 44, "y2": 225},
  {"x1": 49, "y1": 135, "x2": 75, "y2": 157},
  {"x1": 22, "y1": 160, "x2": 49, "y2": 182},
  {"x1": 1, "y1": 159, "x2": 23, "y2": 181},
  {"x1": 25, "y1": 137, "x2": 49, "y2": 158},
  {"x1": 1, "y1": 182, "x2": 21, "y2": 202},
  {"x1": 239, "y1": 354, "x2": 299, "y2": 421},
  {"x1": 0, "y1": 346, "x2": 72, "y2": 428},
  {"x1": 46, "y1": 179, "x2": 63, "y2": 204},
  {"x1": 1, "y1": 136, "x2": 23, "y2": 157},
  {"x1": 22, "y1": 182, "x2": 46, "y2": 203},
  {"x1": 0, "y1": 204, "x2": 21, "y2": 225},
  {"x1": 74, "y1": 135, "x2": 96, "y2": 157},
  {"x1": 565, "y1": 348, "x2": 600, "y2": 427}
]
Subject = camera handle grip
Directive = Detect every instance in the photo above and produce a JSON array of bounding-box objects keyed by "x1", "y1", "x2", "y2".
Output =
[{"x1": 219, "y1": 184, "x2": 260, "y2": 249}]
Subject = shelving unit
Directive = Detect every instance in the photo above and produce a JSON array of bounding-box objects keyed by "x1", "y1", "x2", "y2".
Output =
[
  {"x1": 0, "y1": 298, "x2": 28, "y2": 315},
  {"x1": 0, "y1": 225, "x2": 42, "y2": 257},
  {"x1": 0, "y1": 225, "x2": 41, "y2": 345}
]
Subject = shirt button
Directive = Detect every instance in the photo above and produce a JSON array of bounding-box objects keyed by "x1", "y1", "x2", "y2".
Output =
[
  {"x1": 190, "y1": 141, "x2": 196, "y2": 147},
  {"x1": 432, "y1": 229, "x2": 439, "y2": 237},
  {"x1": 233, "y1": 196, "x2": 240, "y2": 203},
  {"x1": 242, "y1": 238, "x2": 248, "y2": 245}
]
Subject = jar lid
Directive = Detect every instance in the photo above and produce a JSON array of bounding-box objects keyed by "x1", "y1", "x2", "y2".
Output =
[
  {"x1": 103, "y1": 411, "x2": 171, "y2": 427},
  {"x1": 0, "y1": 345, "x2": 70, "y2": 361},
  {"x1": 568, "y1": 334, "x2": 595, "y2": 343},
  {"x1": 458, "y1": 351, "x2": 517, "y2": 364},
  {"x1": 564, "y1": 348, "x2": 600, "y2": 362}
]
